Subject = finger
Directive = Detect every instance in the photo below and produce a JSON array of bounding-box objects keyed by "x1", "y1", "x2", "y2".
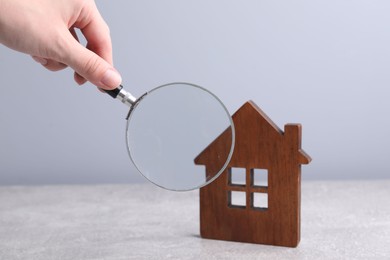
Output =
[
  {"x1": 32, "y1": 56, "x2": 68, "y2": 71},
  {"x1": 54, "y1": 2, "x2": 121, "y2": 90},
  {"x1": 70, "y1": 27, "x2": 87, "y2": 85},
  {"x1": 74, "y1": 71, "x2": 87, "y2": 85},
  {"x1": 32, "y1": 56, "x2": 48, "y2": 65},
  {"x1": 60, "y1": 32, "x2": 121, "y2": 90},
  {"x1": 69, "y1": 27, "x2": 80, "y2": 42},
  {"x1": 74, "y1": 2, "x2": 113, "y2": 65}
]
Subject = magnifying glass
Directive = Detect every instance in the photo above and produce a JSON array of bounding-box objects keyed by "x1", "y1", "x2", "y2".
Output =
[{"x1": 106, "y1": 82, "x2": 235, "y2": 191}]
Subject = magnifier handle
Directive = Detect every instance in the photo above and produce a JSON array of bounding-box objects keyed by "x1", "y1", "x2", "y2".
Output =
[
  {"x1": 105, "y1": 85, "x2": 136, "y2": 107},
  {"x1": 105, "y1": 86, "x2": 122, "y2": 98}
]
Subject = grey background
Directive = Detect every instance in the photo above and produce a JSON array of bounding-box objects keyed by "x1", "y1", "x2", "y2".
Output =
[{"x1": 1, "y1": 0, "x2": 389, "y2": 185}]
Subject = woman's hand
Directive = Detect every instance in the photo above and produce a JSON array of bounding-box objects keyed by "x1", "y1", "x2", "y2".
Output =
[{"x1": 0, "y1": 0, "x2": 122, "y2": 90}]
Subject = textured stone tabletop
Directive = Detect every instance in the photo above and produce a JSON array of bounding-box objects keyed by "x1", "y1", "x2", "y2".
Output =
[{"x1": 1, "y1": 180, "x2": 390, "y2": 259}]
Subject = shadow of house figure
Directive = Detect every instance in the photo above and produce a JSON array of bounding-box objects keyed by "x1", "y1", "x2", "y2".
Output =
[{"x1": 195, "y1": 101, "x2": 312, "y2": 247}]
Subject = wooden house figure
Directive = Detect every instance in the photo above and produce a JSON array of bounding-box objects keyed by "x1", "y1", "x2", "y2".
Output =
[{"x1": 195, "y1": 101, "x2": 311, "y2": 247}]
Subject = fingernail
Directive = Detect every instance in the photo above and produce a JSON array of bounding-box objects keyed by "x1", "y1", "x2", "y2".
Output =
[
  {"x1": 101, "y1": 69, "x2": 122, "y2": 89},
  {"x1": 32, "y1": 56, "x2": 48, "y2": 65}
]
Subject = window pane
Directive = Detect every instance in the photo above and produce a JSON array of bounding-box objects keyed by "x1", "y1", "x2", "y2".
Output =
[
  {"x1": 229, "y1": 167, "x2": 246, "y2": 186},
  {"x1": 251, "y1": 168, "x2": 268, "y2": 187},
  {"x1": 228, "y1": 191, "x2": 246, "y2": 208},
  {"x1": 252, "y1": 192, "x2": 268, "y2": 210}
]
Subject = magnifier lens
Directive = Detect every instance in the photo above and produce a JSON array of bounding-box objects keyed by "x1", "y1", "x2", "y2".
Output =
[{"x1": 126, "y1": 83, "x2": 234, "y2": 191}]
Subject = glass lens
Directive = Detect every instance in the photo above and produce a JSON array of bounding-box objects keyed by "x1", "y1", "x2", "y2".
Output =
[{"x1": 126, "y1": 83, "x2": 234, "y2": 191}]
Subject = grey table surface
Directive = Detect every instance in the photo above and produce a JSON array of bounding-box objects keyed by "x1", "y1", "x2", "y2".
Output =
[{"x1": 0, "y1": 180, "x2": 389, "y2": 260}]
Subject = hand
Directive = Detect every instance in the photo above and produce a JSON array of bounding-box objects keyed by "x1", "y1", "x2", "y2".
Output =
[{"x1": 0, "y1": 0, "x2": 121, "y2": 90}]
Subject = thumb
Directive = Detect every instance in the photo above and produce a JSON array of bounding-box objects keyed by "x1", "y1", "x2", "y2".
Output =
[{"x1": 60, "y1": 35, "x2": 122, "y2": 90}]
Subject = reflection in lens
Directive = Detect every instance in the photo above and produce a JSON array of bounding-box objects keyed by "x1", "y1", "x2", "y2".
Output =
[{"x1": 126, "y1": 83, "x2": 234, "y2": 191}]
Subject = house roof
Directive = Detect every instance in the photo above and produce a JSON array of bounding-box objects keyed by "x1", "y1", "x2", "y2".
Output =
[{"x1": 194, "y1": 101, "x2": 311, "y2": 166}]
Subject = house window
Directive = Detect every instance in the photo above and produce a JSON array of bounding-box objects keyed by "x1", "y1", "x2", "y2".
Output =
[
  {"x1": 252, "y1": 192, "x2": 268, "y2": 210},
  {"x1": 227, "y1": 167, "x2": 269, "y2": 210},
  {"x1": 229, "y1": 167, "x2": 246, "y2": 186},
  {"x1": 228, "y1": 191, "x2": 246, "y2": 208},
  {"x1": 251, "y1": 168, "x2": 268, "y2": 187}
]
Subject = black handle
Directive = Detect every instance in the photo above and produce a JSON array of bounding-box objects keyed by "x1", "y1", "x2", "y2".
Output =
[{"x1": 105, "y1": 85, "x2": 123, "y2": 99}]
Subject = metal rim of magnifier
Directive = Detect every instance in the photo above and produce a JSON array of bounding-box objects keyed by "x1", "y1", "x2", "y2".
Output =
[{"x1": 124, "y1": 82, "x2": 235, "y2": 191}]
